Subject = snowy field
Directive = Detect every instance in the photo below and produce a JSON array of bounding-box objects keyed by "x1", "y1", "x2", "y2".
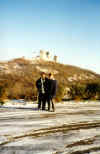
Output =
[{"x1": 0, "y1": 100, "x2": 100, "y2": 154}]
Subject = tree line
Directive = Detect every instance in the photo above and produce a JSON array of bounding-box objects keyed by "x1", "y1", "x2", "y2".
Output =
[{"x1": 0, "y1": 73, "x2": 100, "y2": 104}]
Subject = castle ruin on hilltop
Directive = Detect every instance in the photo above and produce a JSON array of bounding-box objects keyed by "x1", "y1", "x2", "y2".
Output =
[{"x1": 33, "y1": 50, "x2": 58, "y2": 62}]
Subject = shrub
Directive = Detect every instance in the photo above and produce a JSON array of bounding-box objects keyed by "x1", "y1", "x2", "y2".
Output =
[
  {"x1": 55, "y1": 83, "x2": 65, "y2": 102},
  {"x1": 0, "y1": 84, "x2": 7, "y2": 104}
]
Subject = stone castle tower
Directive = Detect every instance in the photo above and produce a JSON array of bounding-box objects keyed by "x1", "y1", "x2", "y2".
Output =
[
  {"x1": 54, "y1": 55, "x2": 58, "y2": 62},
  {"x1": 39, "y1": 50, "x2": 52, "y2": 61},
  {"x1": 40, "y1": 50, "x2": 46, "y2": 60},
  {"x1": 34, "y1": 50, "x2": 58, "y2": 62}
]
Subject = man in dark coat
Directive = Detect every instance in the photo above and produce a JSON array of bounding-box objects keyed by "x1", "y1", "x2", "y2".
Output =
[
  {"x1": 36, "y1": 72, "x2": 49, "y2": 110},
  {"x1": 47, "y1": 73, "x2": 58, "y2": 112}
]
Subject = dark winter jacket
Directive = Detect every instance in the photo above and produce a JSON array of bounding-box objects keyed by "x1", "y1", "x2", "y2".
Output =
[
  {"x1": 36, "y1": 77, "x2": 49, "y2": 94},
  {"x1": 49, "y1": 79, "x2": 57, "y2": 98}
]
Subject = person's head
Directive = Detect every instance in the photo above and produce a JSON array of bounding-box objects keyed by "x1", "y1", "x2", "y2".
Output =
[
  {"x1": 48, "y1": 73, "x2": 54, "y2": 79},
  {"x1": 41, "y1": 72, "x2": 46, "y2": 79}
]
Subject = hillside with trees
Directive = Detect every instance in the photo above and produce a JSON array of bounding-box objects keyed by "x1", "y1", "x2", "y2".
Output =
[{"x1": 0, "y1": 57, "x2": 100, "y2": 102}]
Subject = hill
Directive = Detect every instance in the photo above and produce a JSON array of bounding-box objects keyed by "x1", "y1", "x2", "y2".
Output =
[{"x1": 0, "y1": 57, "x2": 100, "y2": 102}]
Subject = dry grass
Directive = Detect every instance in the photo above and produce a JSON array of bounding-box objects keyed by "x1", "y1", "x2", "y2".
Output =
[{"x1": 0, "y1": 58, "x2": 100, "y2": 101}]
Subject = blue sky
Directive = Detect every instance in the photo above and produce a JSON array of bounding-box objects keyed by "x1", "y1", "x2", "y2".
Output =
[{"x1": 0, "y1": 0, "x2": 100, "y2": 74}]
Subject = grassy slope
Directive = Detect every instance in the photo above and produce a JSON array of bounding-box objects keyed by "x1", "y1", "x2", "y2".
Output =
[{"x1": 0, "y1": 58, "x2": 100, "y2": 100}]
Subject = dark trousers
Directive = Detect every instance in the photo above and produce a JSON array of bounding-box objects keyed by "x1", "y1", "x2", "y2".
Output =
[
  {"x1": 47, "y1": 96, "x2": 55, "y2": 111},
  {"x1": 38, "y1": 93, "x2": 46, "y2": 110},
  {"x1": 51, "y1": 99, "x2": 55, "y2": 111}
]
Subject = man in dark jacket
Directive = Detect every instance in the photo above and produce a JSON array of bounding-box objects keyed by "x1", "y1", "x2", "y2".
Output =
[
  {"x1": 47, "y1": 73, "x2": 57, "y2": 112},
  {"x1": 36, "y1": 72, "x2": 49, "y2": 110}
]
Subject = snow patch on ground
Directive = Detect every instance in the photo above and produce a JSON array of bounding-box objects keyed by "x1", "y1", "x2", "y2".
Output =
[{"x1": 0, "y1": 100, "x2": 100, "y2": 153}]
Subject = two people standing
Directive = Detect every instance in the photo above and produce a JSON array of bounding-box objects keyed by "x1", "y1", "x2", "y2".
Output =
[{"x1": 36, "y1": 72, "x2": 57, "y2": 112}]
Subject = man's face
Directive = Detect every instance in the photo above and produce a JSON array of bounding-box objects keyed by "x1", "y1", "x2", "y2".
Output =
[{"x1": 41, "y1": 73, "x2": 45, "y2": 79}]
